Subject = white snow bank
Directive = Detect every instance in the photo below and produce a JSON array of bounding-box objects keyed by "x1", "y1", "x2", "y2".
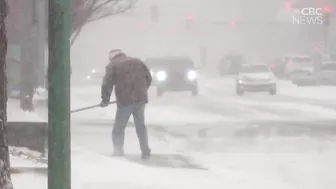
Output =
[
  {"x1": 11, "y1": 144, "x2": 299, "y2": 189},
  {"x1": 10, "y1": 155, "x2": 46, "y2": 168},
  {"x1": 279, "y1": 85, "x2": 336, "y2": 101},
  {"x1": 7, "y1": 100, "x2": 46, "y2": 122},
  {"x1": 181, "y1": 137, "x2": 336, "y2": 189},
  {"x1": 12, "y1": 173, "x2": 47, "y2": 189},
  {"x1": 145, "y1": 104, "x2": 236, "y2": 125},
  {"x1": 70, "y1": 146, "x2": 288, "y2": 189},
  {"x1": 33, "y1": 87, "x2": 48, "y2": 100}
]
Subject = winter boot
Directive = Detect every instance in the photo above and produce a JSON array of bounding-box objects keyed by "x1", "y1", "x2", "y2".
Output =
[
  {"x1": 141, "y1": 149, "x2": 151, "y2": 160},
  {"x1": 113, "y1": 147, "x2": 124, "y2": 157}
]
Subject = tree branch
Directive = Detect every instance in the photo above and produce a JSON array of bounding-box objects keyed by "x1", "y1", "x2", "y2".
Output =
[{"x1": 69, "y1": 0, "x2": 138, "y2": 44}]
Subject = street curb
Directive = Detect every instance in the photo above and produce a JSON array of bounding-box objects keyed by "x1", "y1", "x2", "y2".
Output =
[{"x1": 10, "y1": 167, "x2": 47, "y2": 175}]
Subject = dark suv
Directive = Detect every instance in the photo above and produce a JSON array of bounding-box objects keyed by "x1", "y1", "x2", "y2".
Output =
[
  {"x1": 145, "y1": 57, "x2": 198, "y2": 96},
  {"x1": 218, "y1": 53, "x2": 245, "y2": 75}
]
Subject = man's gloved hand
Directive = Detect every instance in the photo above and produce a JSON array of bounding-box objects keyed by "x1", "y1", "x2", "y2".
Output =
[{"x1": 99, "y1": 100, "x2": 109, "y2": 107}]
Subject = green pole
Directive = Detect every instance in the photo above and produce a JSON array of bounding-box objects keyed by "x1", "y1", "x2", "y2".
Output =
[{"x1": 48, "y1": 0, "x2": 71, "y2": 189}]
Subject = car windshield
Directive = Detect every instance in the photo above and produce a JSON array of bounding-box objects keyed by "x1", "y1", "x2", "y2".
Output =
[
  {"x1": 290, "y1": 57, "x2": 313, "y2": 65},
  {"x1": 147, "y1": 58, "x2": 194, "y2": 70},
  {"x1": 240, "y1": 65, "x2": 269, "y2": 73}
]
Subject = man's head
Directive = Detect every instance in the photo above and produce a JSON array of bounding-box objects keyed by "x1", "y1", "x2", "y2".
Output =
[{"x1": 108, "y1": 49, "x2": 126, "y2": 61}]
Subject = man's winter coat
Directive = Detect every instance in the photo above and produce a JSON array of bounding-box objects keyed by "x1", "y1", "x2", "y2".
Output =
[{"x1": 101, "y1": 54, "x2": 152, "y2": 106}]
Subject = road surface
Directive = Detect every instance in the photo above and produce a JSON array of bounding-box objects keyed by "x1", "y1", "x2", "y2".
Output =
[{"x1": 69, "y1": 75, "x2": 336, "y2": 189}]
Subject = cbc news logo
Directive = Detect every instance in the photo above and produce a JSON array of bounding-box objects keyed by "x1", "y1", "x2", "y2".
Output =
[{"x1": 292, "y1": 8, "x2": 324, "y2": 25}]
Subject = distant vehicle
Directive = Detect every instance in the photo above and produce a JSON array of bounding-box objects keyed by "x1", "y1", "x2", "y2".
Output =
[
  {"x1": 317, "y1": 61, "x2": 336, "y2": 85},
  {"x1": 236, "y1": 64, "x2": 277, "y2": 95},
  {"x1": 145, "y1": 56, "x2": 199, "y2": 96},
  {"x1": 85, "y1": 69, "x2": 104, "y2": 84},
  {"x1": 144, "y1": 58, "x2": 163, "y2": 86},
  {"x1": 270, "y1": 54, "x2": 314, "y2": 78},
  {"x1": 218, "y1": 53, "x2": 245, "y2": 75}
]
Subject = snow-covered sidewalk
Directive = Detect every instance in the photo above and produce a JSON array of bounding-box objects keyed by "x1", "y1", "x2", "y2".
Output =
[
  {"x1": 8, "y1": 145, "x2": 292, "y2": 189},
  {"x1": 12, "y1": 136, "x2": 336, "y2": 189}
]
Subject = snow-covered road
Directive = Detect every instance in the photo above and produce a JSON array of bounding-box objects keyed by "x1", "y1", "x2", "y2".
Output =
[
  {"x1": 67, "y1": 75, "x2": 336, "y2": 189},
  {"x1": 8, "y1": 75, "x2": 336, "y2": 188}
]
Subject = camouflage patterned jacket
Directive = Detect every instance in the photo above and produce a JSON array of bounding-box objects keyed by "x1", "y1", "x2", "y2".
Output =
[{"x1": 101, "y1": 55, "x2": 152, "y2": 107}]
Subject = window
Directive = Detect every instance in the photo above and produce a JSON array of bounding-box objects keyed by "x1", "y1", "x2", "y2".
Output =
[{"x1": 291, "y1": 57, "x2": 313, "y2": 63}]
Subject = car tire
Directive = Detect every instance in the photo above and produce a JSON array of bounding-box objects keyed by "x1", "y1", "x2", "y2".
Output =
[
  {"x1": 269, "y1": 88, "x2": 276, "y2": 95},
  {"x1": 191, "y1": 88, "x2": 198, "y2": 96},
  {"x1": 157, "y1": 88, "x2": 164, "y2": 96},
  {"x1": 236, "y1": 88, "x2": 243, "y2": 96},
  {"x1": 236, "y1": 83, "x2": 243, "y2": 96},
  {"x1": 236, "y1": 90, "x2": 243, "y2": 96}
]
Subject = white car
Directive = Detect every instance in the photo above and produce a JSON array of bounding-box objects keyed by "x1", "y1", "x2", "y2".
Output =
[
  {"x1": 283, "y1": 55, "x2": 314, "y2": 78},
  {"x1": 236, "y1": 64, "x2": 276, "y2": 95}
]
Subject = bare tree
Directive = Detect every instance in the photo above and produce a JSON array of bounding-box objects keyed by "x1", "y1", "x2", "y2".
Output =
[
  {"x1": 0, "y1": 0, "x2": 13, "y2": 188},
  {"x1": 70, "y1": 0, "x2": 138, "y2": 45}
]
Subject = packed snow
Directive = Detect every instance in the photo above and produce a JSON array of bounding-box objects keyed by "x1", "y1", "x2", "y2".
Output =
[{"x1": 7, "y1": 99, "x2": 46, "y2": 122}]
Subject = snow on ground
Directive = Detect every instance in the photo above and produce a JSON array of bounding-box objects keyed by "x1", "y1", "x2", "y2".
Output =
[
  {"x1": 70, "y1": 84, "x2": 238, "y2": 125},
  {"x1": 279, "y1": 84, "x2": 336, "y2": 101},
  {"x1": 7, "y1": 99, "x2": 46, "y2": 122},
  {"x1": 12, "y1": 173, "x2": 47, "y2": 189},
  {"x1": 178, "y1": 135, "x2": 336, "y2": 189},
  {"x1": 9, "y1": 144, "x2": 303, "y2": 189},
  {"x1": 11, "y1": 136, "x2": 336, "y2": 189}
]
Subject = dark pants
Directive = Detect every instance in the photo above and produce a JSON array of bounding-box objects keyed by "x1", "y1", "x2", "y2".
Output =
[{"x1": 112, "y1": 103, "x2": 150, "y2": 153}]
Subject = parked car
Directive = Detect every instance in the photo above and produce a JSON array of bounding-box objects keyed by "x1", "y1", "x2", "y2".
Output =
[
  {"x1": 85, "y1": 69, "x2": 104, "y2": 84},
  {"x1": 270, "y1": 54, "x2": 314, "y2": 78},
  {"x1": 317, "y1": 61, "x2": 336, "y2": 85},
  {"x1": 236, "y1": 64, "x2": 277, "y2": 95},
  {"x1": 218, "y1": 53, "x2": 245, "y2": 75}
]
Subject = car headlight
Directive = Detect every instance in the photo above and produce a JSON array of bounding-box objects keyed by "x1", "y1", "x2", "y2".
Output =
[
  {"x1": 86, "y1": 75, "x2": 91, "y2": 80},
  {"x1": 156, "y1": 70, "x2": 167, "y2": 81},
  {"x1": 187, "y1": 70, "x2": 197, "y2": 80}
]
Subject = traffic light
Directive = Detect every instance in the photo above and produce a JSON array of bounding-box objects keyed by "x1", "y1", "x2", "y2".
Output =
[
  {"x1": 285, "y1": 2, "x2": 291, "y2": 10},
  {"x1": 324, "y1": 6, "x2": 331, "y2": 13},
  {"x1": 323, "y1": 6, "x2": 331, "y2": 26},
  {"x1": 186, "y1": 15, "x2": 192, "y2": 30},
  {"x1": 230, "y1": 20, "x2": 236, "y2": 28}
]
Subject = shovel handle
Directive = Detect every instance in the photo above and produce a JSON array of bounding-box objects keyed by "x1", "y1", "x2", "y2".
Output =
[{"x1": 71, "y1": 101, "x2": 116, "y2": 113}]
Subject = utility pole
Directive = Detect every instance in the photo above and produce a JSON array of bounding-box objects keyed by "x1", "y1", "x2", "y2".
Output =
[
  {"x1": 323, "y1": 7, "x2": 331, "y2": 57},
  {"x1": 48, "y1": 0, "x2": 71, "y2": 189}
]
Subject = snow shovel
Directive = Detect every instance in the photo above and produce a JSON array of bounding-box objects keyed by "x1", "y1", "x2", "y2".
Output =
[{"x1": 71, "y1": 101, "x2": 117, "y2": 113}]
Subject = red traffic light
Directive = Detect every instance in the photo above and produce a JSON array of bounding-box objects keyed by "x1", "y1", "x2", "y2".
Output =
[
  {"x1": 186, "y1": 15, "x2": 192, "y2": 20},
  {"x1": 324, "y1": 6, "x2": 331, "y2": 12},
  {"x1": 230, "y1": 20, "x2": 236, "y2": 26},
  {"x1": 285, "y1": 2, "x2": 291, "y2": 10}
]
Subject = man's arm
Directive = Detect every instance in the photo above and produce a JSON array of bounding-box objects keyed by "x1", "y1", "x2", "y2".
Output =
[
  {"x1": 101, "y1": 63, "x2": 116, "y2": 102},
  {"x1": 141, "y1": 61, "x2": 152, "y2": 88}
]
